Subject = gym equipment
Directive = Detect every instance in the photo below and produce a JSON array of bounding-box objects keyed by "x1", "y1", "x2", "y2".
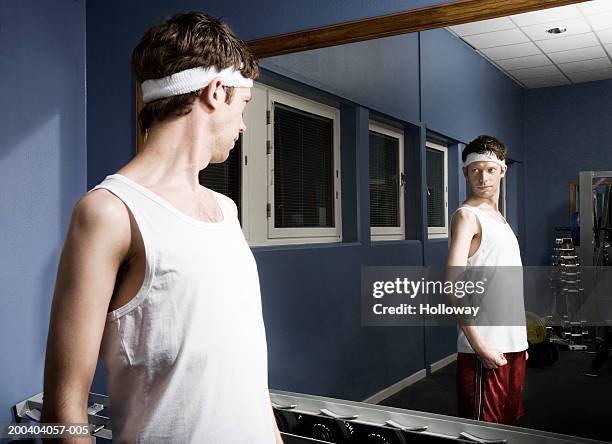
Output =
[
  {"x1": 549, "y1": 235, "x2": 589, "y2": 351},
  {"x1": 14, "y1": 390, "x2": 610, "y2": 443},
  {"x1": 526, "y1": 311, "x2": 559, "y2": 367},
  {"x1": 579, "y1": 171, "x2": 612, "y2": 267}
]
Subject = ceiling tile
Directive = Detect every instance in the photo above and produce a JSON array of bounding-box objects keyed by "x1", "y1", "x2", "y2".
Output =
[
  {"x1": 496, "y1": 54, "x2": 553, "y2": 70},
  {"x1": 597, "y1": 28, "x2": 612, "y2": 44},
  {"x1": 479, "y1": 42, "x2": 542, "y2": 60},
  {"x1": 566, "y1": 66, "x2": 612, "y2": 83},
  {"x1": 520, "y1": 75, "x2": 571, "y2": 89},
  {"x1": 537, "y1": 32, "x2": 600, "y2": 52},
  {"x1": 463, "y1": 29, "x2": 530, "y2": 49},
  {"x1": 511, "y1": 5, "x2": 582, "y2": 27},
  {"x1": 606, "y1": 43, "x2": 612, "y2": 55},
  {"x1": 558, "y1": 57, "x2": 612, "y2": 74},
  {"x1": 449, "y1": 17, "x2": 516, "y2": 36},
  {"x1": 508, "y1": 65, "x2": 563, "y2": 80},
  {"x1": 547, "y1": 45, "x2": 607, "y2": 63},
  {"x1": 579, "y1": 0, "x2": 612, "y2": 16},
  {"x1": 521, "y1": 17, "x2": 592, "y2": 41},
  {"x1": 585, "y1": 11, "x2": 612, "y2": 31}
]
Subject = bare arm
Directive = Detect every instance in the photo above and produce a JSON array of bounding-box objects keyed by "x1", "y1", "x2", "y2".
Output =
[
  {"x1": 447, "y1": 210, "x2": 507, "y2": 369},
  {"x1": 42, "y1": 190, "x2": 131, "y2": 442}
]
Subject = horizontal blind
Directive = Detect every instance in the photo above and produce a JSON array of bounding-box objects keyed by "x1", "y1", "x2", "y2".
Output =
[
  {"x1": 369, "y1": 131, "x2": 399, "y2": 227},
  {"x1": 273, "y1": 103, "x2": 334, "y2": 228},
  {"x1": 426, "y1": 147, "x2": 445, "y2": 227},
  {"x1": 198, "y1": 135, "x2": 242, "y2": 222}
]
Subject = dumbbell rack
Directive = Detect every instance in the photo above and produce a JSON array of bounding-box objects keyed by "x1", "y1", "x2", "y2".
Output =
[
  {"x1": 13, "y1": 390, "x2": 610, "y2": 444},
  {"x1": 549, "y1": 237, "x2": 589, "y2": 351}
]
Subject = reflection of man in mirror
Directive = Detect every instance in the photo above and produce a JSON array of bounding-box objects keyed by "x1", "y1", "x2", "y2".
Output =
[
  {"x1": 41, "y1": 12, "x2": 282, "y2": 443},
  {"x1": 446, "y1": 135, "x2": 528, "y2": 425}
]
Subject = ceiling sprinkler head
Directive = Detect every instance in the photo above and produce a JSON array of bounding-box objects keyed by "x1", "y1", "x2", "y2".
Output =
[{"x1": 546, "y1": 27, "x2": 567, "y2": 34}]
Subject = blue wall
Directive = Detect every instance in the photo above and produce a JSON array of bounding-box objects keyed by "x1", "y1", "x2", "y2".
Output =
[
  {"x1": 0, "y1": 0, "x2": 86, "y2": 424},
  {"x1": 524, "y1": 80, "x2": 612, "y2": 265},
  {"x1": 420, "y1": 28, "x2": 525, "y2": 160}
]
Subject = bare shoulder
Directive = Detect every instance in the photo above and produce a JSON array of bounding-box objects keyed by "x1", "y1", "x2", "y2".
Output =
[
  {"x1": 70, "y1": 189, "x2": 132, "y2": 251},
  {"x1": 451, "y1": 207, "x2": 479, "y2": 236},
  {"x1": 453, "y1": 207, "x2": 476, "y2": 223},
  {"x1": 72, "y1": 189, "x2": 129, "y2": 225}
]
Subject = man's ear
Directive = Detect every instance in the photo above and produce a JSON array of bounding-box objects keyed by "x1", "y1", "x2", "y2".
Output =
[
  {"x1": 500, "y1": 165, "x2": 507, "y2": 178},
  {"x1": 201, "y1": 78, "x2": 225, "y2": 110},
  {"x1": 462, "y1": 167, "x2": 468, "y2": 179}
]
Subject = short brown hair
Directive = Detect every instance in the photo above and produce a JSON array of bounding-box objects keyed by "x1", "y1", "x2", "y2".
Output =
[
  {"x1": 462, "y1": 135, "x2": 507, "y2": 163},
  {"x1": 132, "y1": 12, "x2": 259, "y2": 132}
]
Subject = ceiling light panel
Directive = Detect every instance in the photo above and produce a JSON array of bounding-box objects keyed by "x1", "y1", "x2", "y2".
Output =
[{"x1": 522, "y1": 17, "x2": 591, "y2": 41}]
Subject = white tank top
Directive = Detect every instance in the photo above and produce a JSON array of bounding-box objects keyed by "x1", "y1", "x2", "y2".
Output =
[
  {"x1": 94, "y1": 174, "x2": 276, "y2": 444},
  {"x1": 453, "y1": 205, "x2": 528, "y2": 354}
]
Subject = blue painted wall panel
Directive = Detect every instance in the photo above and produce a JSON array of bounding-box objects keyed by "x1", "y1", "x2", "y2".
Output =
[
  {"x1": 257, "y1": 242, "x2": 425, "y2": 400},
  {"x1": 524, "y1": 80, "x2": 612, "y2": 265},
  {"x1": 0, "y1": 0, "x2": 86, "y2": 423},
  {"x1": 421, "y1": 28, "x2": 525, "y2": 160}
]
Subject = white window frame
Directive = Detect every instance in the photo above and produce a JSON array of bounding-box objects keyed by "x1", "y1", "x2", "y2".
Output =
[
  {"x1": 368, "y1": 121, "x2": 405, "y2": 241},
  {"x1": 241, "y1": 83, "x2": 342, "y2": 246},
  {"x1": 499, "y1": 175, "x2": 507, "y2": 218},
  {"x1": 426, "y1": 141, "x2": 448, "y2": 239}
]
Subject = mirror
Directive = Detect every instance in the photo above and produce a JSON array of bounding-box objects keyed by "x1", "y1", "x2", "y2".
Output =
[{"x1": 239, "y1": 1, "x2": 611, "y2": 442}]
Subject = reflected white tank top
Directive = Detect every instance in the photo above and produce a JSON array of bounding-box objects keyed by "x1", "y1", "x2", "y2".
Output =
[
  {"x1": 94, "y1": 174, "x2": 275, "y2": 444},
  {"x1": 454, "y1": 205, "x2": 528, "y2": 354}
]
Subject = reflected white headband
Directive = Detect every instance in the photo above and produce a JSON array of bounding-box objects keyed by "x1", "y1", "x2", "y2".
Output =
[
  {"x1": 463, "y1": 151, "x2": 506, "y2": 168},
  {"x1": 141, "y1": 66, "x2": 253, "y2": 104}
]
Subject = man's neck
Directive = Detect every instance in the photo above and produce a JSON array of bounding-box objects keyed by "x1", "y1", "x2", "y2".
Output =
[
  {"x1": 463, "y1": 196, "x2": 500, "y2": 213},
  {"x1": 119, "y1": 114, "x2": 213, "y2": 192}
]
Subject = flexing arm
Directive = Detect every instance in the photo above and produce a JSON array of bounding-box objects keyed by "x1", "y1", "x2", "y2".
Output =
[
  {"x1": 447, "y1": 209, "x2": 507, "y2": 369},
  {"x1": 42, "y1": 191, "x2": 131, "y2": 442}
]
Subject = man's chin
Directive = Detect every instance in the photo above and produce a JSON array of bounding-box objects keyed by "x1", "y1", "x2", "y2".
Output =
[{"x1": 210, "y1": 151, "x2": 231, "y2": 164}]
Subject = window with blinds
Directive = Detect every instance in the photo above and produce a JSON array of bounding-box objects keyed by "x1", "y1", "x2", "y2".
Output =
[
  {"x1": 198, "y1": 135, "x2": 242, "y2": 222},
  {"x1": 369, "y1": 131, "x2": 400, "y2": 227},
  {"x1": 426, "y1": 141, "x2": 448, "y2": 237},
  {"x1": 273, "y1": 103, "x2": 335, "y2": 229}
]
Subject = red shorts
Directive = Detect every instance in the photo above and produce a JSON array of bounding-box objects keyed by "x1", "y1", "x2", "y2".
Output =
[{"x1": 456, "y1": 351, "x2": 527, "y2": 424}]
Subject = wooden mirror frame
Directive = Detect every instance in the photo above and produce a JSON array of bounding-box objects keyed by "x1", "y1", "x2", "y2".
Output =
[{"x1": 136, "y1": 0, "x2": 587, "y2": 150}]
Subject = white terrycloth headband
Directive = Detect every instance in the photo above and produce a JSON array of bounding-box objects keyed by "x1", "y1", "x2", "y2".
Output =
[
  {"x1": 463, "y1": 151, "x2": 506, "y2": 168},
  {"x1": 141, "y1": 66, "x2": 253, "y2": 104}
]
